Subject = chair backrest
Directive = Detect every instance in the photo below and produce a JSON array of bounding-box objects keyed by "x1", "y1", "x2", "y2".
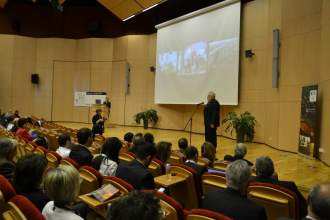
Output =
[
  {"x1": 34, "y1": 146, "x2": 47, "y2": 155},
  {"x1": 201, "y1": 172, "x2": 226, "y2": 194},
  {"x1": 169, "y1": 151, "x2": 184, "y2": 164},
  {"x1": 0, "y1": 175, "x2": 17, "y2": 219},
  {"x1": 79, "y1": 166, "x2": 104, "y2": 194},
  {"x1": 120, "y1": 141, "x2": 129, "y2": 152},
  {"x1": 46, "y1": 151, "x2": 62, "y2": 168},
  {"x1": 60, "y1": 158, "x2": 80, "y2": 170},
  {"x1": 197, "y1": 157, "x2": 209, "y2": 168},
  {"x1": 213, "y1": 161, "x2": 231, "y2": 171},
  {"x1": 17, "y1": 140, "x2": 27, "y2": 157},
  {"x1": 103, "y1": 176, "x2": 135, "y2": 195},
  {"x1": 187, "y1": 209, "x2": 232, "y2": 220},
  {"x1": 25, "y1": 142, "x2": 36, "y2": 155},
  {"x1": 89, "y1": 144, "x2": 99, "y2": 155},
  {"x1": 147, "y1": 158, "x2": 165, "y2": 178},
  {"x1": 94, "y1": 135, "x2": 105, "y2": 150},
  {"x1": 247, "y1": 183, "x2": 299, "y2": 220},
  {"x1": 118, "y1": 151, "x2": 136, "y2": 164}
]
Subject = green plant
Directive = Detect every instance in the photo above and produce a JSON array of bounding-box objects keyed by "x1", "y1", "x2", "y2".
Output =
[
  {"x1": 221, "y1": 111, "x2": 257, "y2": 141},
  {"x1": 134, "y1": 108, "x2": 158, "y2": 124}
]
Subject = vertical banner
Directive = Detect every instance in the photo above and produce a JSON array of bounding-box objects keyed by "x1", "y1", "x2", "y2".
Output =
[{"x1": 299, "y1": 85, "x2": 318, "y2": 158}]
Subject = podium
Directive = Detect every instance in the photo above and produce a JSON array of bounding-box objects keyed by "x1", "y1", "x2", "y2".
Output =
[{"x1": 89, "y1": 104, "x2": 109, "y2": 128}]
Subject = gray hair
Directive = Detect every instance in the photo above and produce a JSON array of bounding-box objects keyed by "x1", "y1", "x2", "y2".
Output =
[
  {"x1": 226, "y1": 160, "x2": 252, "y2": 192},
  {"x1": 0, "y1": 138, "x2": 18, "y2": 155},
  {"x1": 5, "y1": 114, "x2": 14, "y2": 120},
  {"x1": 309, "y1": 182, "x2": 330, "y2": 219},
  {"x1": 234, "y1": 143, "x2": 247, "y2": 157},
  {"x1": 40, "y1": 117, "x2": 45, "y2": 121},
  {"x1": 255, "y1": 156, "x2": 274, "y2": 178},
  {"x1": 208, "y1": 91, "x2": 215, "y2": 98}
]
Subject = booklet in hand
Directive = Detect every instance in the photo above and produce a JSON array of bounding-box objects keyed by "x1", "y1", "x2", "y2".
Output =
[{"x1": 87, "y1": 183, "x2": 120, "y2": 202}]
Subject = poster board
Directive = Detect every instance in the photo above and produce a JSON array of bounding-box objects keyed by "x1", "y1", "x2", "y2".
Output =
[{"x1": 74, "y1": 92, "x2": 106, "y2": 107}]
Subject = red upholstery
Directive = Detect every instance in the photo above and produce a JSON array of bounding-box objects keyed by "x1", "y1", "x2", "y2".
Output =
[
  {"x1": 22, "y1": 138, "x2": 29, "y2": 144},
  {"x1": 61, "y1": 158, "x2": 80, "y2": 169},
  {"x1": 29, "y1": 142, "x2": 38, "y2": 148},
  {"x1": 48, "y1": 151, "x2": 62, "y2": 163},
  {"x1": 202, "y1": 172, "x2": 226, "y2": 178},
  {"x1": 171, "y1": 163, "x2": 202, "y2": 200},
  {"x1": 0, "y1": 175, "x2": 17, "y2": 202},
  {"x1": 10, "y1": 195, "x2": 46, "y2": 220},
  {"x1": 249, "y1": 183, "x2": 299, "y2": 220},
  {"x1": 189, "y1": 209, "x2": 233, "y2": 220},
  {"x1": 104, "y1": 176, "x2": 135, "y2": 192},
  {"x1": 31, "y1": 115, "x2": 40, "y2": 120},
  {"x1": 16, "y1": 134, "x2": 23, "y2": 139},
  {"x1": 152, "y1": 158, "x2": 166, "y2": 174},
  {"x1": 36, "y1": 146, "x2": 48, "y2": 154},
  {"x1": 122, "y1": 151, "x2": 136, "y2": 158},
  {"x1": 80, "y1": 166, "x2": 104, "y2": 186}
]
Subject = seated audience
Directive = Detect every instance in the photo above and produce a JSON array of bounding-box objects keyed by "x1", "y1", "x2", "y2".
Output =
[
  {"x1": 172, "y1": 138, "x2": 188, "y2": 158},
  {"x1": 252, "y1": 156, "x2": 307, "y2": 218},
  {"x1": 91, "y1": 137, "x2": 122, "y2": 177},
  {"x1": 43, "y1": 165, "x2": 88, "y2": 220},
  {"x1": 127, "y1": 133, "x2": 145, "y2": 155},
  {"x1": 224, "y1": 143, "x2": 253, "y2": 166},
  {"x1": 201, "y1": 141, "x2": 218, "y2": 167},
  {"x1": 11, "y1": 118, "x2": 19, "y2": 133},
  {"x1": 7, "y1": 109, "x2": 12, "y2": 114},
  {"x1": 92, "y1": 123, "x2": 102, "y2": 141},
  {"x1": 124, "y1": 132, "x2": 134, "y2": 146},
  {"x1": 17, "y1": 118, "x2": 35, "y2": 141},
  {"x1": 0, "y1": 110, "x2": 8, "y2": 128},
  {"x1": 6, "y1": 115, "x2": 15, "y2": 131},
  {"x1": 56, "y1": 134, "x2": 74, "y2": 158},
  {"x1": 14, "y1": 110, "x2": 21, "y2": 118},
  {"x1": 202, "y1": 160, "x2": 267, "y2": 220},
  {"x1": 144, "y1": 133, "x2": 155, "y2": 145},
  {"x1": 0, "y1": 138, "x2": 17, "y2": 182},
  {"x1": 69, "y1": 128, "x2": 93, "y2": 167},
  {"x1": 116, "y1": 142, "x2": 157, "y2": 190},
  {"x1": 106, "y1": 190, "x2": 162, "y2": 220},
  {"x1": 13, "y1": 154, "x2": 50, "y2": 212},
  {"x1": 155, "y1": 141, "x2": 172, "y2": 164},
  {"x1": 34, "y1": 117, "x2": 46, "y2": 127},
  {"x1": 183, "y1": 146, "x2": 207, "y2": 194}
]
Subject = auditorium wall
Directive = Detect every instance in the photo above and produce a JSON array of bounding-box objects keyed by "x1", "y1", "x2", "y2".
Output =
[{"x1": 1, "y1": 0, "x2": 330, "y2": 164}]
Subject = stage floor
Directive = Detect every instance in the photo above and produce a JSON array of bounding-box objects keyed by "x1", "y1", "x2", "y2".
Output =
[{"x1": 59, "y1": 122, "x2": 330, "y2": 189}]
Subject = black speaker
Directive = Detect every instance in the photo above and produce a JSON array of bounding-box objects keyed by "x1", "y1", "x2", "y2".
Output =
[
  {"x1": 31, "y1": 74, "x2": 39, "y2": 84},
  {"x1": 86, "y1": 21, "x2": 102, "y2": 33},
  {"x1": 51, "y1": 0, "x2": 63, "y2": 13},
  {"x1": 150, "y1": 66, "x2": 156, "y2": 72},
  {"x1": 245, "y1": 50, "x2": 255, "y2": 58},
  {"x1": 12, "y1": 20, "x2": 20, "y2": 31}
]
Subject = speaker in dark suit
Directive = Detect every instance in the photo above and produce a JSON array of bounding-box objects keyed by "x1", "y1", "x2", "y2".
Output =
[
  {"x1": 69, "y1": 128, "x2": 94, "y2": 167},
  {"x1": 204, "y1": 92, "x2": 220, "y2": 148}
]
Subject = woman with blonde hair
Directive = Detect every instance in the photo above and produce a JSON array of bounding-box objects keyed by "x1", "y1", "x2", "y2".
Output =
[
  {"x1": 200, "y1": 142, "x2": 218, "y2": 168},
  {"x1": 42, "y1": 165, "x2": 88, "y2": 220}
]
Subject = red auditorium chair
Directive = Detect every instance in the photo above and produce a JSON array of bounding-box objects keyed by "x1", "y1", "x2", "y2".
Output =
[
  {"x1": 25, "y1": 142, "x2": 37, "y2": 155},
  {"x1": 118, "y1": 151, "x2": 136, "y2": 164},
  {"x1": 103, "y1": 176, "x2": 135, "y2": 195},
  {"x1": 0, "y1": 175, "x2": 17, "y2": 217},
  {"x1": 187, "y1": 209, "x2": 232, "y2": 220},
  {"x1": 34, "y1": 146, "x2": 48, "y2": 155},
  {"x1": 79, "y1": 166, "x2": 104, "y2": 194},
  {"x1": 94, "y1": 135, "x2": 106, "y2": 150},
  {"x1": 46, "y1": 151, "x2": 62, "y2": 168},
  {"x1": 247, "y1": 183, "x2": 299, "y2": 220},
  {"x1": 60, "y1": 158, "x2": 80, "y2": 169},
  {"x1": 212, "y1": 161, "x2": 232, "y2": 171},
  {"x1": 201, "y1": 172, "x2": 226, "y2": 194},
  {"x1": 147, "y1": 158, "x2": 166, "y2": 178}
]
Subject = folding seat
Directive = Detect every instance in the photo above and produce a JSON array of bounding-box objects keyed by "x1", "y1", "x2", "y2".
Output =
[
  {"x1": 79, "y1": 166, "x2": 104, "y2": 194},
  {"x1": 60, "y1": 158, "x2": 80, "y2": 170},
  {"x1": 187, "y1": 209, "x2": 232, "y2": 220},
  {"x1": 46, "y1": 151, "x2": 62, "y2": 168},
  {"x1": 201, "y1": 172, "x2": 226, "y2": 194},
  {"x1": 118, "y1": 151, "x2": 136, "y2": 164},
  {"x1": 0, "y1": 175, "x2": 17, "y2": 220},
  {"x1": 34, "y1": 146, "x2": 47, "y2": 155}
]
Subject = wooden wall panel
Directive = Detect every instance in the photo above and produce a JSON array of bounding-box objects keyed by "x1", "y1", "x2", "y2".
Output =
[
  {"x1": 75, "y1": 39, "x2": 92, "y2": 62},
  {"x1": 54, "y1": 39, "x2": 76, "y2": 62},
  {"x1": 91, "y1": 38, "x2": 114, "y2": 61}
]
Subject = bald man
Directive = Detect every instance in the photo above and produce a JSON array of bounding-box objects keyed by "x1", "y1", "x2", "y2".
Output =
[{"x1": 224, "y1": 143, "x2": 253, "y2": 166}]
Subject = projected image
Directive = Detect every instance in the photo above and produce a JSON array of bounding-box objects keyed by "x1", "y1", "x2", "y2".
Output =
[
  {"x1": 178, "y1": 42, "x2": 207, "y2": 75},
  {"x1": 209, "y1": 38, "x2": 237, "y2": 68},
  {"x1": 159, "y1": 52, "x2": 177, "y2": 74}
]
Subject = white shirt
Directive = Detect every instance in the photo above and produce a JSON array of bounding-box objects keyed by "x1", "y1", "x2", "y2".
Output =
[
  {"x1": 56, "y1": 147, "x2": 71, "y2": 158},
  {"x1": 42, "y1": 201, "x2": 83, "y2": 220},
  {"x1": 185, "y1": 160, "x2": 196, "y2": 164},
  {"x1": 95, "y1": 153, "x2": 118, "y2": 177},
  {"x1": 7, "y1": 124, "x2": 14, "y2": 131}
]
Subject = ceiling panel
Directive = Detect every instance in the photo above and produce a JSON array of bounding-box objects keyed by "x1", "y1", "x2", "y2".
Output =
[
  {"x1": 110, "y1": 0, "x2": 143, "y2": 20},
  {"x1": 97, "y1": 0, "x2": 125, "y2": 10},
  {"x1": 136, "y1": 0, "x2": 160, "y2": 9}
]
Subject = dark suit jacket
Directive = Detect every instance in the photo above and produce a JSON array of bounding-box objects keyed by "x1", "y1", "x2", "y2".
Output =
[
  {"x1": 34, "y1": 121, "x2": 42, "y2": 127},
  {"x1": 18, "y1": 188, "x2": 51, "y2": 212},
  {"x1": 224, "y1": 155, "x2": 254, "y2": 166},
  {"x1": 202, "y1": 188, "x2": 267, "y2": 220},
  {"x1": 103, "y1": 101, "x2": 111, "y2": 108},
  {"x1": 14, "y1": 114, "x2": 21, "y2": 118},
  {"x1": 69, "y1": 144, "x2": 93, "y2": 167},
  {"x1": 116, "y1": 159, "x2": 154, "y2": 190},
  {"x1": 92, "y1": 114, "x2": 104, "y2": 128},
  {"x1": 127, "y1": 146, "x2": 138, "y2": 155},
  {"x1": 251, "y1": 176, "x2": 307, "y2": 219},
  {"x1": 183, "y1": 161, "x2": 208, "y2": 195},
  {"x1": 0, "y1": 157, "x2": 15, "y2": 183},
  {"x1": 204, "y1": 99, "x2": 220, "y2": 127},
  {"x1": 11, "y1": 126, "x2": 19, "y2": 133}
]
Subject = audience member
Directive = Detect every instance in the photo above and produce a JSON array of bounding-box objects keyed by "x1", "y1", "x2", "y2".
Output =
[
  {"x1": 13, "y1": 154, "x2": 50, "y2": 212},
  {"x1": 127, "y1": 133, "x2": 145, "y2": 155},
  {"x1": 172, "y1": 138, "x2": 188, "y2": 158},
  {"x1": 34, "y1": 117, "x2": 46, "y2": 127},
  {"x1": 92, "y1": 108, "x2": 105, "y2": 134},
  {"x1": 7, "y1": 109, "x2": 12, "y2": 114},
  {"x1": 17, "y1": 118, "x2": 34, "y2": 141},
  {"x1": 183, "y1": 146, "x2": 207, "y2": 194},
  {"x1": 0, "y1": 138, "x2": 17, "y2": 182},
  {"x1": 92, "y1": 123, "x2": 102, "y2": 141},
  {"x1": 202, "y1": 160, "x2": 267, "y2": 220},
  {"x1": 201, "y1": 141, "x2": 217, "y2": 167},
  {"x1": 144, "y1": 133, "x2": 155, "y2": 145},
  {"x1": 155, "y1": 141, "x2": 172, "y2": 164},
  {"x1": 124, "y1": 132, "x2": 134, "y2": 146},
  {"x1": 6, "y1": 115, "x2": 15, "y2": 131},
  {"x1": 14, "y1": 110, "x2": 21, "y2": 118},
  {"x1": 116, "y1": 142, "x2": 157, "y2": 190},
  {"x1": 69, "y1": 128, "x2": 93, "y2": 167},
  {"x1": 106, "y1": 190, "x2": 162, "y2": 220},
  {"x1": 56, "y1": 134, "x2": 74, "y2": 158},
  {"x1": 304, "y1": 182, "x2": 330, "y2": 220},
  {"x1": 11, "y1": 118, "x2": 19, "y2": 133},
  {"x1": 224, "y1": 143, "x2": 253, "y2": 166},
  {"x1": 0, "y1": 110, "x2": 8, "y2": 128},
  {"x1": 43, "y1": 165, "x2": 88, "y2": 220},
  {"x1": 252, "y1": 156, "x2": 307, "y2": 218},
  {"x1": 91, "y1": 137, "x2": 121, "y2": 177}
]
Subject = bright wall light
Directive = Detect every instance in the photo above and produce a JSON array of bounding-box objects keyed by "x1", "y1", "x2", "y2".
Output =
[
  {"x1": 123, "y1": 15, "x2": 135, "y2": 21},
  {"x1": 143, "y1": 4, "x2": 158, "y2": 12}
]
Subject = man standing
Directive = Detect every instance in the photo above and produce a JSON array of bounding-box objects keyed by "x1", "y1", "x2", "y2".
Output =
[{"x1": 204, "y1": 91, "x2": 220, "y2": 149}]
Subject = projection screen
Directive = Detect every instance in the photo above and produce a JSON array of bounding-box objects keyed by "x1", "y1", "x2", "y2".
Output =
[{"x1": 155, "y1": 0, "x2": 241, "y2": 105}]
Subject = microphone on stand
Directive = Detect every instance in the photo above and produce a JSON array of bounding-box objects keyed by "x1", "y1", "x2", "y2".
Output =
[{"x1": 197, "y1": 102, "x2": 204, "y2": 105}]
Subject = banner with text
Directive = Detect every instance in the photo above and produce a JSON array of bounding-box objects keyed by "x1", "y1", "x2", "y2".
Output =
[
  {"x1": 74, "y1": 92, "x2": 106, "y2": 107},
  {"x1": 299, "y1": 85, "x2": 318, "y2": 157}
]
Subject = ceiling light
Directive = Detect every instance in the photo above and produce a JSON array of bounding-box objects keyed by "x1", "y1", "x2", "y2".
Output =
[
  {"x1": 123, "y1": 15, "x2": 135, "y2": 21},
  {"x1": 143, "y1": 4, "x2": 158, "y2": 12}
]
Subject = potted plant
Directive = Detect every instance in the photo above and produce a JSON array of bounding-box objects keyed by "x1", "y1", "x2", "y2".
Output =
[
  {"x1": 134, "y1": 108, "x2": 158, "y2": 129},
  {"x1": 221, "y1": 111, "x2": 257, "y2": 143}
]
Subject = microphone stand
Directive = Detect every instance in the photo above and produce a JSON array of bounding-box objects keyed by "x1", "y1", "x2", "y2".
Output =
[{"x1": 183, "y1": 103, "x2": 203, "y2": 146}]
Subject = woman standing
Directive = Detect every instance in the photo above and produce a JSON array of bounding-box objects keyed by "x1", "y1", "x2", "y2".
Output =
[{"x1": 92, "y1": 108, "x2": 105, "y2": 134}]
